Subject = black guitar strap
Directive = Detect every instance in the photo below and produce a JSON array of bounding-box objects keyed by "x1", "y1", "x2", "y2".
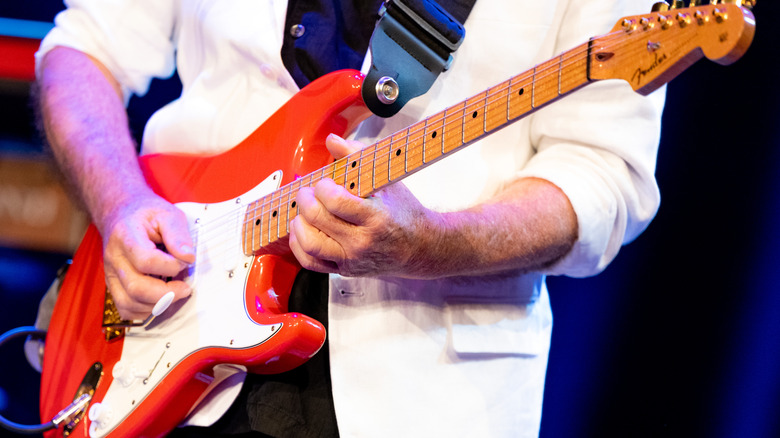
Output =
[{"x1": 362, "y1": 0, "x2": 468, "y2": 117}]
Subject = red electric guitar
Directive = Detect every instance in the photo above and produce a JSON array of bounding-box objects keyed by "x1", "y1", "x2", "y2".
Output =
[{"x1": 39, "y1": 3, "x2": 755, "y2": 437}]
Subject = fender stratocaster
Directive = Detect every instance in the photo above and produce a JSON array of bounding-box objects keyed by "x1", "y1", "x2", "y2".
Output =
[{"x1": 40, "y1": 3, "x2": 755, "y2": 437}]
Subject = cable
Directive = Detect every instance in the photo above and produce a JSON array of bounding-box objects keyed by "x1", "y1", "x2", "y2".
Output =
[{"x1": 0, "y1": 326, "x2": 55, "y2": 434}]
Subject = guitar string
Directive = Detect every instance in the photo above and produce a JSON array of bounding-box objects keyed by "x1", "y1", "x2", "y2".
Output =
[
  {"x1": 195, "y1": 29, "x2": 623, "y2": 241},
  {"x1": 193, "y1": 11, "x2": 713, "y2": 255},
  {"x1": 244, "y1": 13, "x2": 710, "y2": 224},
  {"x1": 234, "y1": 24, "x2": 666, "y2": 240},
  {"x1": 195, "y1": 21, "x2": 681, "y2": 256},
  {"x1": 190, "y1": 37, "x2": 596, "y2": 255},
  {"x1": 195, "y1": 21, "x2": 682, "y2": 257}
]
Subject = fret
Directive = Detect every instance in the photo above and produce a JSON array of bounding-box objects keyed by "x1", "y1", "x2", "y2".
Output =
[
  {"x1": 508, "y1": 75, "x2": 532, "y2": 120},
  {"x1": 559, "y1": 43, "x2": 589, "y2": 94},
  {"x1": 344, "y1": 153, "x2": 360, "y2": 195},
  {"x1": 386, "y1": 140, "x2": 392, "y2": 183},
  {"x1": 286, "y1": 178, "x2": 303, "y2": 235},
  {"x1": 260, "y1": 197, "x2": 271, "y2": 248},
  {"x1": 460, "y1": 102, "x2": 467, "y2": 145},
  {"x1": 443, "y1": 102, "x2": 465, "y2": 154},
  {"x1": 531, "y1": 65, "x2": 537, "y2": 109},
  {"x1": 420, "y1": 120, "x2": 428, "y2": 165},
  {"x1": 373, "y1": 138, "x2": 391, "y2": 190},
  {"x1": 250, "y1": 200, "x2": 262, "y2": 251},
  {"x1": 463, "y1": 92, "x2": 487, "y2": 145},
  {"x1": 342, "y1": 155, "x2": 349, "y2": 190},
  {"x1": 357, "y1": 148, "x2": 366, "y2": 196},
  {"x1": 264, "y1": 198, "x2": 272, "y2": 247},
  {"x1": 534, "y1": 57, "x2": 562, "y2": 109},
  {"x1": 366, "y1": 143, "x2": 379, "y2": 194},
  {"x1": 268, "y1": 194, "x2": 280, "y2": 244},
  {"x1": 558, "y1": 53, "x2": 563, "y2": 95},
  {"x1": 439, "y1": 110, "x2": 447, "y2": 156},
  {"x1": 406, "y1": 121, "x2": 426, "y2": 173},
  {"x1": 423, "y1": 111, "x2": 445, "y2": 164},
  {"x1": 243, "y1": 205, "x2": 253, "y2": 255},
  {"x1": 386, "y1": 129, "x2": 409, "y2": 182},
  {"x1": 486, "y1": 80, "x2": 511, "y2": 133},
  {"x1": 358, "y1": 145, "x2": 376, "y2": 196},
  {"x1": 404, "y1": 128, "x2": 412, "y2": 176},
  {"x1": 277, "y1": 184, "x2": 293, "y2": 238},
  {"x1": 316, "y1": 165, "x2": 329, "y2": 190},
  {"x1": 482, "y1": 97, "x2": 488, "y2": 134},
  {"x1": 252, "y1": 201, "x2": 262, "y2": 253}
]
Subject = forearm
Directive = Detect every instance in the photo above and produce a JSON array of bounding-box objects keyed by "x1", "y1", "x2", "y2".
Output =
[
  {"x1": 37, "y1": 46, "x2": 152, "y2": 235},
  {"x1": 411, "y1": 177, "x2": 578, "y2": 279}
]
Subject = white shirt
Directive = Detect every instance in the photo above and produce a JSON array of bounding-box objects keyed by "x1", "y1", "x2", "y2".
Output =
[{"x1": 38, "y1": 0, "x2": 665, "y2": 436}]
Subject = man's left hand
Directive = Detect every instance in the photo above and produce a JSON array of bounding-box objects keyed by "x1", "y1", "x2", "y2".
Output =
[{"x1": 289, "y1": 134, "x2": 442, "y2": 277}]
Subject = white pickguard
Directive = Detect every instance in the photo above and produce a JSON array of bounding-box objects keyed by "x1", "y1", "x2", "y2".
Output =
[{"x1": 87, "y1": 171, "x2": 283, "y2": 437}]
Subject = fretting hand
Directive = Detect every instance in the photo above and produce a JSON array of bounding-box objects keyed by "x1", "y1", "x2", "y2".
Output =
[{"x1": 289, "y1": 134, "x2": 444, "y2": 278}]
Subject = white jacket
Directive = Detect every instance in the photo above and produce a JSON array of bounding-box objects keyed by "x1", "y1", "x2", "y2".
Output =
[{"x1": 38, "y1": 0, "x2": 665, "y2": 436}]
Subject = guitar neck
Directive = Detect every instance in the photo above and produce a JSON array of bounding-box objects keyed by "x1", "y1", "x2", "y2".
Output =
[
  {"x1": 241, "y1": 2, "x2": 756, "y2": 254},
  {"x1": 242, "y1": 41, "x2": 592, "y2": 254}
]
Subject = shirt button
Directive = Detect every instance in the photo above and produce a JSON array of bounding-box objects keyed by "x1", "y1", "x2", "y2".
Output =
[
  {"x1": 260, "y1": 64, "x2": 276, "y2": 80},
  {"x1": 289, "y1": 24, "x2": 305, "y2": 38}
]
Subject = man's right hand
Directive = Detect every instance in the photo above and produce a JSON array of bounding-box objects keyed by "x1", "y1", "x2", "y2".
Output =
[
  {"x1": 100, "y1": 193, "x2": 196, "y2": 321},
  {"x1": 38, "y1": 47, "x2": 195, "y2": 321}
]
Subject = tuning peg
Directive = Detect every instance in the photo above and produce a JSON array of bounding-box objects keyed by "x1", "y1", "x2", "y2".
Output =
[
  {"x1": 689, "y1": 0, "x2": 702, "y2": 6},
  {"x1": 669, "y1": 0, "x2": 684, "y2": 9},
  {"x1": 651, "y1": 1, "x2": 670, "y2": 11},
  {"x1": 721, "y1": 0, "x2": 757, "y2": 8}
]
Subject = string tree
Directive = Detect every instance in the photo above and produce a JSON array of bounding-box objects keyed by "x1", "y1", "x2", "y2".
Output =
[{"x1": 651, "y1": 1, "x2": 670, "y2": 12}]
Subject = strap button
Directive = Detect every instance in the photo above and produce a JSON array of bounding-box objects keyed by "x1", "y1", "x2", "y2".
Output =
[{"x1": 289, "y1": 24, "x2": 305, "y2": 38}]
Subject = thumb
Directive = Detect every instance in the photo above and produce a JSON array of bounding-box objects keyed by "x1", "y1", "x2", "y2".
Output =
[{"x1": 325, "y1": 133, "x2": 363, "y2": 160}]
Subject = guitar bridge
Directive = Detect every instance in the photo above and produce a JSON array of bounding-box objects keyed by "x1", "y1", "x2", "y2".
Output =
[
  {"x1": 62, "y1": 362, "x2": 102, "y2": 437},
  {"x1": 102, "y1": 288, "x2": 127, "y2": 341}
]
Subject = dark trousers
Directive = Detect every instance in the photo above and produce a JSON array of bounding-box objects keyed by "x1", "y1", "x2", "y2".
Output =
[{"x1": 170, "y1": 270, "x2": 338, "y2": 438}]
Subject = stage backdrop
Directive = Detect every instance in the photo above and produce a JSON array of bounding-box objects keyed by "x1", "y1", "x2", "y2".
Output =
[{"x1": 0, "y1": 2, "x2": 777, "y2": 437}]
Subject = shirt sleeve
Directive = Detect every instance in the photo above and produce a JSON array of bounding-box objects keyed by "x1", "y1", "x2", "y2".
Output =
[
  {"x1": 519, "y1": 0, "x2": 667, "y2": 278},
  {"x1": 35, "y1": 0, "x2": 177, "y2": 103}
]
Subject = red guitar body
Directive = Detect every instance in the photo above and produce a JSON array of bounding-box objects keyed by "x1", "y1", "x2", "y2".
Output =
[{"x1": 39, "y1": 70, "x2": 371, "y2": 438}]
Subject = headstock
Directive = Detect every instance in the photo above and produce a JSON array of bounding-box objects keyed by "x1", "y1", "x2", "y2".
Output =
[{"x1": 588, "y1": 0, "x2": 756, "y2": 95}]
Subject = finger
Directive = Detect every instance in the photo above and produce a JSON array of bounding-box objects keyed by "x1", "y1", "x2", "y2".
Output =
[
  {"x1": 289, "y1": 214, "x2": 346, "y2": 263},
  {"x1": 325, "y1": 133, "x2": 363, "y2": 159},
  {"x1": 289, "y1": 215, "x2": 342, "y2": 273},
  {"x1": 105, "y1": 276, "x2": 154, "y2": 321},
  {"x1": 121, "y1": 223, "x2": 191, "y2": 278},
  {"x1": 107, "y1": 264, "x2": 192, "y2": 320},
  {"x1": 311, "y1": 179, "x2": 374, "y2": 227},
  {"x1": 155, "y1": 207, "x2": 196, "y2": 264},
  {"x1": 296, "y1": 185, "x2": 351, "y2": 236}
]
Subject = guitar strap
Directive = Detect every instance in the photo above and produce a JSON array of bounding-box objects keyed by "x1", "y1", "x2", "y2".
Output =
[{"x1": 362, "y1": 0, "x2": 467, "y2": 117}]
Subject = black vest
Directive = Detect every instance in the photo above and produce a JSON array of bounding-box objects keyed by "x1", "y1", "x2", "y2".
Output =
[{"x1": 281, "y1": 0, "x2": 476, "y2": 88}]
